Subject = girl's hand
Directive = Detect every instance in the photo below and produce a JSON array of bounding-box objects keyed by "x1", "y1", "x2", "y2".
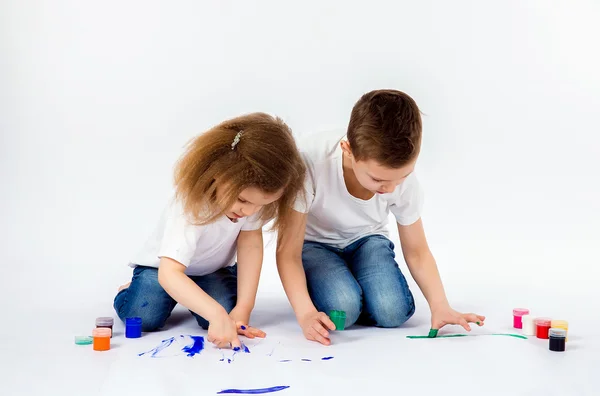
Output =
[
  {"x1": 229, "y1": 305, "x2": 266, "y2": 339},
  {"x1": 207, "y1": 312, "x2": 241, "y2": 349},
  {"x1": 298, "y1": 310, "x2": 336, "y2": 346},
  {"x1": 431, "y1": 304, "x2": 485, "y2": 331}
]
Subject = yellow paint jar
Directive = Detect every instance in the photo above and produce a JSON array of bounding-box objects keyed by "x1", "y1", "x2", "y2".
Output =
[{"x1": 551, "y1": 320, "x2": 568, "y2": 341}]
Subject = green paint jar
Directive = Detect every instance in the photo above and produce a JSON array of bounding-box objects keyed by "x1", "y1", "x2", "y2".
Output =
[{"x1": 329, "y1": 310, "x2": 346, "y2": 330}]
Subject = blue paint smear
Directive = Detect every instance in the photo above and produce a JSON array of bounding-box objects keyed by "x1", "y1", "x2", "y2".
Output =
[
  {"x1": 279, "y1": 360, "x2": 291, "y2": 362},
  {"x1": 138, "y1": 337, "x2": 175, "y2": 357},
  {"x1": 321, "y1": 356, "x2": 334, "y2": 360},
  {"x1": 217, "y1": 386, "x2": 290, "y2": 394},
  {"x1": 220, "y1": 342, "x2": 250, "y2": 364},
  {"x1": 301, "y1": 359, "x2": 311, "y2": 362},
  {"x1": 182, "y1": 336, "x2": 204, "y2": 357},
  {"x1": 141, "y1": 301, "x2": 149, "y2": 308}
]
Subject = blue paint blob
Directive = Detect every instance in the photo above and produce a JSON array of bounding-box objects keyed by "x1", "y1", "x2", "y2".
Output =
[
  {"x1": 138, "y1": 337, "x2": 175, "y2": 357},
  {"x1": 321, "y1": 356, "x2": 334, "y2": 360},
  {"x1": 233, "y1": 346, "x2": 240, "y2": 351},
  {"x1": 243, "y1": 344, "x2": 250, "y2": 353},
  {"x1": 217, "y1": 386, "x2": 290, "y2": 394},
  {"x1": 301, "y1": 359, "x2": 311, "y2": 362},
  {"x1": 182, "y1": 336, "x2": 204, "y2": 357},
  {"x1": 241, "y1": 325, "x2": 246, "y2": 330},
  {"x1": 141, "y1": 301, "x2": 149, "y2": 308}
]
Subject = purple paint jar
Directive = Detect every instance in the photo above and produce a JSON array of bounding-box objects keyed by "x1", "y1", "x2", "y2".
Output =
[{"x1": 95, "y1": 317, "x2": 114, "y2": 338}]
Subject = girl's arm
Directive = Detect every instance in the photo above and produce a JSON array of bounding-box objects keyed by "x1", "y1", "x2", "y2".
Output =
[
  {"x1": 158, "y1": 257, "x2": 241, "y2": 348},
  {"x1": 229, "y1": 229, "x2": 266, "y2": 338},
  {"x1": 397, "y1": 218, "x2": 486, "y2": 331},
  {"x1": 276, "y1": 209, "x2": 335, "y2": 345}
]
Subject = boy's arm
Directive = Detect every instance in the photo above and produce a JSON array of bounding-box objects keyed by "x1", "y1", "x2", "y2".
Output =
[
  {"x1": 276, "y1": 209, "x2": 335, "y2": 345},
  {"x1": 397, "y1": 218, "x2": 485, "y2": 331},
  {"x1": 230, "y1": 229, "x2": 266, "y2": 338}
]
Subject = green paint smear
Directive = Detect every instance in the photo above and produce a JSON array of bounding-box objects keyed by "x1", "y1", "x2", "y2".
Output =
[{"x1": 407, "y1": 333, "x2": 527, "y2": 340}]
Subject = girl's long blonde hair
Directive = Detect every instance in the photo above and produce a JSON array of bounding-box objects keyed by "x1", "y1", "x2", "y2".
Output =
[{"x1": 174, "y1": 113, "x2": 305, "y2": 232}]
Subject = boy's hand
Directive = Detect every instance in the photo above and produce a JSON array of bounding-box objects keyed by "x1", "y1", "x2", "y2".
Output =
[
  {"x1": 298, "y1": 310, "x2": 336, "y2": 346},
  {"x1": 431, "y1": 304, "x2": 485, "y2": 331},
  {"x1": 207, "y1": 311, "x2": 241, "y2": 349},
  {"x1": 229, "y1": 305, "x2": 266, "y2": 339}
]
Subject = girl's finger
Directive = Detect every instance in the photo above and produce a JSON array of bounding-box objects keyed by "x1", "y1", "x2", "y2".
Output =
[
  {"x1": 249, "y1": 326, "x2": 266, "y2": 338},
  {"x1": 240, "y1": 329, "x2": 256, "y2": 339}
]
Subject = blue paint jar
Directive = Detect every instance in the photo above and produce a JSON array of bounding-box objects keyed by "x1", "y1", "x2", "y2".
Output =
[{"x1": 125, "y1": 317, "x2": 142, "y2": 338}]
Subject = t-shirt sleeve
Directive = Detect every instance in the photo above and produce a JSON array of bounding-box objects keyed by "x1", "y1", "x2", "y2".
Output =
[
  {"x1": 292, "y1": 154, "x2": 316, "y2": 213},
  {"x1": 241, "y1": 212, "x2": 265, "y2": 231},
  {"x1": 157, "y1": 199, "x2": 204, "y2": 267},
  {"x1": 388, "y1": 173, "x2": 424, "y2": 226}
]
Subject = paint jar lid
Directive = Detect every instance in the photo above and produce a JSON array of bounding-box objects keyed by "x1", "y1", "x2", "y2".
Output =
[
  {"x1": 521, "y1": 314, "x2": 534, "y2": 323},
  {"x1": 92, "y1": 328, "x2": 112, "y2": 337},
  {"x1": 549, "y1": 328, "x2": 567, "y2": 338},
  {"x1": 551, "y1": 320, "x2": 568, "y2": 329},
  {"x1": 512, "y1": 308, "x2": 529, "y2": 316},
  {"x1": 534, "y1": 317, "x2": 552, "y2": 326},
  {"x1": 96, "y1": 317, "x2": 114, "y2": 326},
  {"x1": 329, "y1": 310, "x2": 346, "y2": 318},
  {"x1": 126, "y1": 317, "x2": 142, "y2": 326},
  {"x1": 74, "y1": 336, "x2": 93, "y2": 345}
]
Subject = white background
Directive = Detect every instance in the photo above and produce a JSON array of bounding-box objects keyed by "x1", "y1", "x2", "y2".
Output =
[{"x1": 1, "y1": 1, "x2": 599, "y2": 395}]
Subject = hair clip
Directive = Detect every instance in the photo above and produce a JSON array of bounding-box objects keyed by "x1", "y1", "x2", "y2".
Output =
[{"x1": 231, "y1": 131, "x2": 243, "y2": 150}]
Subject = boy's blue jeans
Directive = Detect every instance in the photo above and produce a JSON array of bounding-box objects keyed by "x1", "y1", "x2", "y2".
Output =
[
  {"x1": 113, "y1": 265, "x2": 237, "y2": 331},
  {"x1": 302, "y1": 234, "x2": 415, "y2": 329}
]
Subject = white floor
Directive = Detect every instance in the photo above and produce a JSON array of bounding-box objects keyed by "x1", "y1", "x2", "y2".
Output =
[{"x1": 2, "y1": 256, "x2": 599, "y2": 396}]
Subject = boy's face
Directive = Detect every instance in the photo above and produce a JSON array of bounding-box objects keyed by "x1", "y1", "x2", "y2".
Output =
[{"x1": 341, "y1": 141, "x2": 415, "y2": 194}]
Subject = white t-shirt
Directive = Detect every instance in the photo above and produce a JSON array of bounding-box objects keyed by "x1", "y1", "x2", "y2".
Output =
[
  {"x1": 293, "y1": 130, "x2": 424, "y2": 248},
  {"x1": 129, "y1": 198, "x2": 264, "y2": 276}
]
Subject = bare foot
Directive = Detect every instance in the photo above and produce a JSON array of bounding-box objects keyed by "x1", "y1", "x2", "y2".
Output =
[{"x1": 118, "y1": 282, "x2": 131, "y2": 292}]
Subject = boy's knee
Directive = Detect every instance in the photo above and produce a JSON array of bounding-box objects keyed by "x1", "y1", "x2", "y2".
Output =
[
  {"x1": 371, "y1": 294, "x2": 415, "y2": 328},
  {"x1": 316, "y1": 290, "x2": 362, "y2": 328}
]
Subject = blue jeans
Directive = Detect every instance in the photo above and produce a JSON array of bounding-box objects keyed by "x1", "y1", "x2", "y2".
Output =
[
  {"x1": 302, "y1": 234, "x2": 415, "y2": 329},
  {"x1": 113, "y1": 265, "x2": 237, "y2": 331}
]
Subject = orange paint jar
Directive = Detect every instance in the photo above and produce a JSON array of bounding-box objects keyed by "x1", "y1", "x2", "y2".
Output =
[{"x1": 92, "y1": 328, "x2": 111, "y2": 351}]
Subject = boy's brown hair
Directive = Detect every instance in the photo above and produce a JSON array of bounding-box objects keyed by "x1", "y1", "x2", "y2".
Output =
[
  {"x1": 347, "y1": 89, "x2": 422, "y2": 168},
  {"x1": 174, "y1": 113, "x2": 306, "y2": 232}
]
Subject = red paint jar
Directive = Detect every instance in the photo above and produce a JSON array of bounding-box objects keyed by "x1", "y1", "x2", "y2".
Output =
[
  {"x1": 512, "y1": 308, "x2": 529, "y2": 329},
  {"x1": 535, "y1": 318, "x2": 552, "y2": 339}
]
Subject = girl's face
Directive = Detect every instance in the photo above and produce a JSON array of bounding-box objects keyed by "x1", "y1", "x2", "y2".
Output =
[{"x1": 216, "y1": 185, "x2": 284, "y2": 221}]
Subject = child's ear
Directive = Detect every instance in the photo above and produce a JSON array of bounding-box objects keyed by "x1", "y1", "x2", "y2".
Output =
[{"x1": 340, "y1": 140, "x2": 353, "y2": 159}]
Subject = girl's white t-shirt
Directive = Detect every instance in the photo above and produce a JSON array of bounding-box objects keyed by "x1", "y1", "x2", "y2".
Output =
[
  {"x1": 293, "y1": 130, "x2": 424, "y2": 249},
  {"x1": 129, "y1": 198, "x2": 263, "y2": 276}
]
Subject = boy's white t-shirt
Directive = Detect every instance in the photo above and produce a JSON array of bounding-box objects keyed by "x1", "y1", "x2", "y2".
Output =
[
  {"x1": 293, "y1": 130, "x2": 424, "y2": 249},
  {"x1": 129, "y1": 198, "x2": 264, "y2": 276}
]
